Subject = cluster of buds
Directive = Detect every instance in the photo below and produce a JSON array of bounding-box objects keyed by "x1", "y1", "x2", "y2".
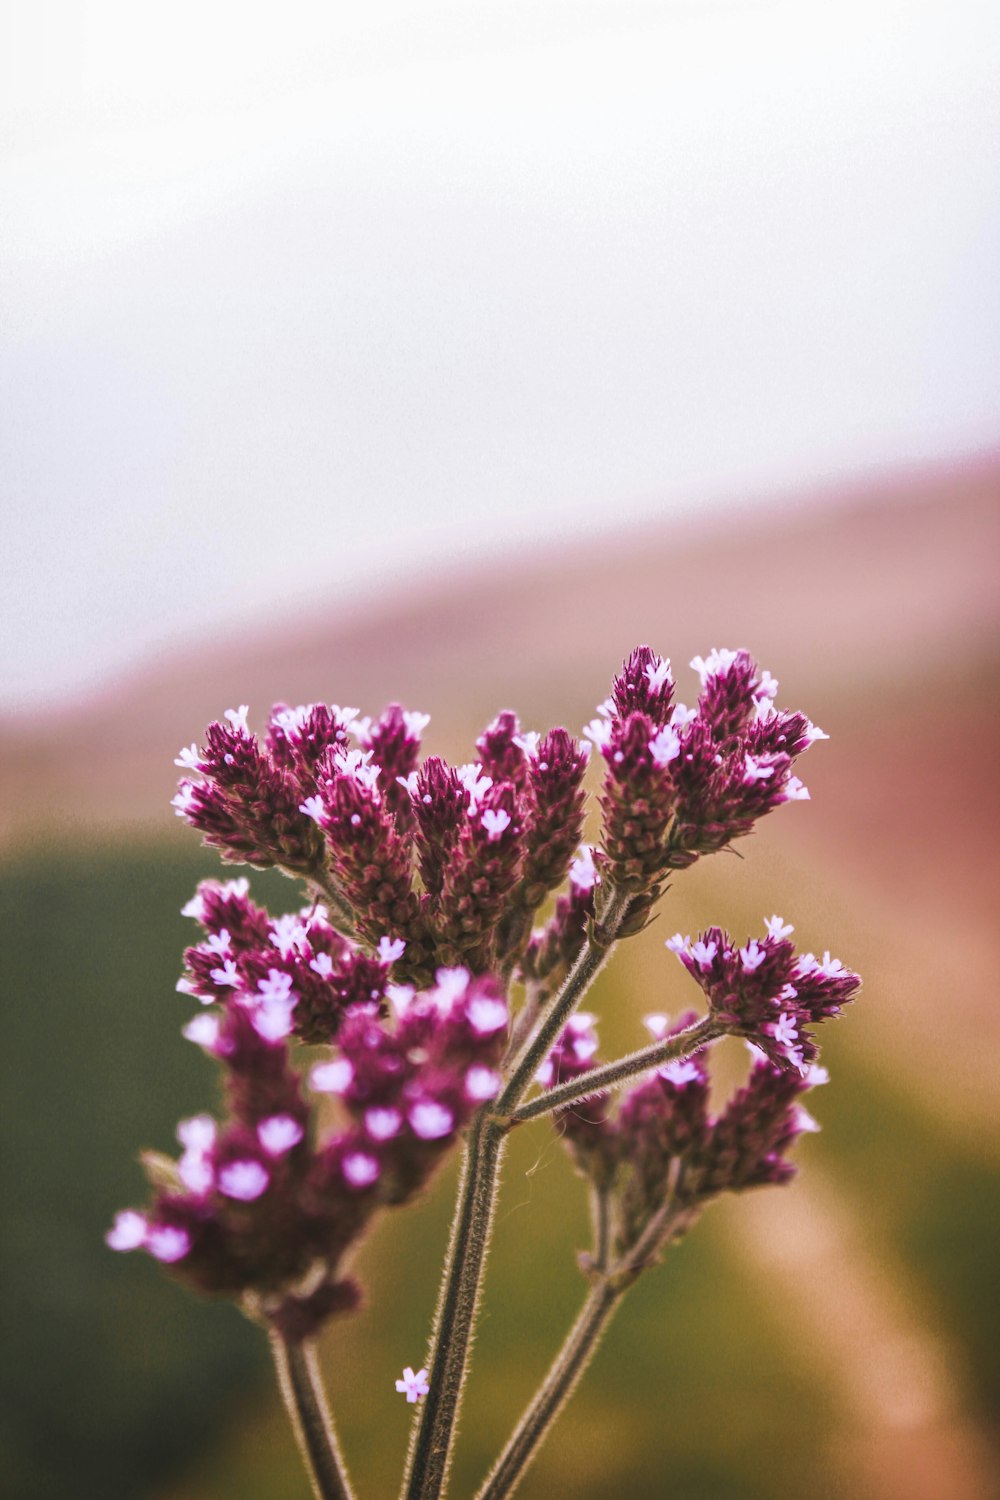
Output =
[
  {"x1": 170, "y1": 646, "x2": 824, "y2": 991},
  {"x1": 586, "y1": 646, "x2": 825, "y2": 926},
  {"x1": 173, "y1": 698, "x2": 592, "y2": 985},
  {"x1": 665, "y1": 916, "x2": 860, "y2": 1070},
  {"x1": 176, "y1": 876, "x2": 391, "y2": 1045},
  {"x1": 548, "y1": 1006, "x2": 831, "y2": 1273},
  {"x1": 108, "y1": 962, "x2": 507, "y2": 1338}
]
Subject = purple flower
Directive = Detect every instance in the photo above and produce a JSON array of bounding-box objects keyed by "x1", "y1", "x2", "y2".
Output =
[{"x1": 668, "y1": 917, "x2": 861, "y2": 1068}]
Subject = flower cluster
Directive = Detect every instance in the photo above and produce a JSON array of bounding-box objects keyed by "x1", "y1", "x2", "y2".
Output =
[
  {"x1": 173, "y1": 698, "x2": 592, "y2": 985},
  {"x1": 177, "y1": 876, "x2": 392, "y2": 1045},
  {"x1": 108, "y1": 962, "x2": 507, "y2": 1338},
  {"x1": 665, "y1": 916, "x2": 860, "y2": 1070},
  {"x1": 549, "y1": 1011, "x2": 828, "y2": 1267},
  {"x1": 585, "y1": 646, "x2": 825, "y2": 925},
  {"x1": 110, "y1": 644, "x2": 861, "y2": 1500}
]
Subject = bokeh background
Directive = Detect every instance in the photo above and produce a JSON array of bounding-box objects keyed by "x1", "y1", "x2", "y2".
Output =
[{"x1": 2, "y1": 4, "x2": 998, "y2": 1499}]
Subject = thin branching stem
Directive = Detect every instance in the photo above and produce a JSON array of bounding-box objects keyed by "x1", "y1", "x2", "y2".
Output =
[
  {"x1": 496, "y1": 887, "x2": 634, "y2": 1115},
  {"x1": 400, "y1": 888, "x2": 635, "y2": 1500},
  {"x1": 401, "y1": 1113, "x2": 507, "y2": 1500},
  {"x1": 474, "y1": 1201, "x2": 693, "y2": 1500},
  {"x1": 507, "y1": 1014, "x2": 726, "y2": 1124},
  {"x1": 474, "y1": 1278, "x2": 622, "y2": 1500},
  {"x1": 269, "y1": 1331, "x2": 356, "y2": 1500}
]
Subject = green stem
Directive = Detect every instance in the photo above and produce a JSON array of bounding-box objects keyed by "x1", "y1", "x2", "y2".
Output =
[
  {"x1": 474, "y1": 1278, "x2": 622, "y2": 1500},
  {"x1": 401, "y1": 1113, "x2": 508, "y2": 1500},
  {"x1": 269, "y1": 1331, "x2": 356, "y2": 1500},
  {"x1": 474, "y1": 1200, "x2": 693, "y2": 1500},
  {"x1": 400, "y1": 889, "x2": 643, "y2": 1499},
  {"x1": 496, "y1": 888, "x2": 633, "y2": 1115},
  {"x1": 507, "y1": 1015, "x2": 725, "y2": 1124}
]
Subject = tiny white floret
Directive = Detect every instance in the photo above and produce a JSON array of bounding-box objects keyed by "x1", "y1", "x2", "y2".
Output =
[
  {"x1": 364, "y1": 1107, "x2": 403, "y2": 1141},
  {"x1": 177, "y1": 1115, "x2": 216, "y2": 1153},
  {"x1": 690, "y1": 939, "x2": 718, "y2": 970},
  {"x1": 740, "y1": 940, "x2": 767, "y2": 973},
  {"x1": 569, "y1": 845, "x2": 599, "y2": 890},
  {"x1": 768, "y1": 1012, "x2": 799, "y2": 1048},
  {"x1": 182, "y1": 1013, "x2": 220, "y2": 1049},
  {"x1": 218, "y1": 1160, "x2": 269, "y2": 1201},
  {"x1": 467, "y1": 996, "x2": 508, "y2": 1035},
  {"x1": 106, "y1": 1210, "x2": 148, "y2": 1251},
  {"x1": 146, "y1": 1224, "x2": 192, "y2": 1263},
  {"x1": 342, "y1": 1152, "x2": 380, "y2": 1188},
  {"x1": 257, "y1": 1115, "x2": 305, "y2": 1156},
  {"x1": 210, "y1": 959, "x2": 241, "y2": 988},
  {"x1": 649, "y1": 725, "x2": 681, "y2": 768},
  {"x1": 660, "y1": 1058, "x2": 701, "y2": 1087},
  {"x1": 464, "y1": 1066, "x2": 501, "y2": 1102},
  {"x1": 395, "y1": 1366, "x2": 430, "y2": 1404},
  {"x1": 311, "y1": 1058, "x2": 354, "y2": 1094},
  {"x1": 480, "y1": 807, "x2": 511, "y2": 841},
  {"x1": 433, "y1": 968, "x2": 470, "y2": 1008},
  {"x1": 403, "y1": 710, "x2": 431, "y2": 739},
  {"x1": 409, "y1": 1101, "x2": 455, "y2": 1140},
  {"x1": 223, "y1": 705, "x2": 250, "y2": 734},
  {"x1": 743, "y1": 753, "x2": 775, "y2": 785}
]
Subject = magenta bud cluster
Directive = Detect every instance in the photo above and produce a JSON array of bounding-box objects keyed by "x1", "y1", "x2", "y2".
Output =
[
  {"x1": 112, "y1": 644, "x2": 847, "y2": 1355},
  {"x1": 177, "y1": 877, "x2": 390, "y2": 1045},
  {"x1": 174, "y1": 696, "x2": 594, "y2": 983},
  {"x1": 665, "y1": 916, "x2": 861, "y2": 1070},
  {"x1": 586, "y1": 647, "x2": 824, "y2": 922},
  {"x1": 108, "y1": 965, "x2": 507, "y2": 1337},
  {"x1": 549, "y1": 1010, "x2": 829, "y2": 1260}
]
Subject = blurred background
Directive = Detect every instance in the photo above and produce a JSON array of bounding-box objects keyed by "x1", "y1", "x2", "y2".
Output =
[{"x1": 2, "y1": 3, "x2": 998, "y2": 1498}]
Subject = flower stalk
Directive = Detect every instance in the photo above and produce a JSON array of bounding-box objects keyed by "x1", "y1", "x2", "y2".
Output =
[
  {"x1": 401, "y1": 1113, "x2": 508, "y2": 1500},
  {"x1": 475, "y1": 1277, "x2": 622, "y2": 1500},
  {"x1": 506, "y1": 1013, "x2": 726, "y2": 1124},
  {"x1": 269, "y1": 1331, "x2": 357, "y2": 1500}
]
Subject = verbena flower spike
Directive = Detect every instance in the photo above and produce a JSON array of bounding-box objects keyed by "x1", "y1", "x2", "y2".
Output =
[{"x1": 111, "y1": 646, "x2": 859, "y2": 1500}]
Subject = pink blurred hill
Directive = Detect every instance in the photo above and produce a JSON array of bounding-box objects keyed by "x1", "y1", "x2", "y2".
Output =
[{"x1": 3, "y1": 451, "x2": 996, "y2": 865}]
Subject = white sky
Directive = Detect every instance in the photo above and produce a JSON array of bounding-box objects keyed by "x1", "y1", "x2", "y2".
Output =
[{"x1": 2, "y1": 0, "x2": 999, "y2": 712}]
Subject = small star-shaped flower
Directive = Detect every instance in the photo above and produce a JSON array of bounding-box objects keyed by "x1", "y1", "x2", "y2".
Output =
[{"x1": 395, "y1": 1366, "x2": 430, "y2": 1403}]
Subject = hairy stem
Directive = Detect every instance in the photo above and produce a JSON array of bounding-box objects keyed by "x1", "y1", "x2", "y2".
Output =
[
  {"x1": 497, "y1": 887, "x2": 633, "y2": 1114},
  {"x1": 401, "y1": 1113, "x2": 508, "y2": 1500},
  {"x1": 474, "y1": 1198, "x2": 693, "y2": 1500},
  {"x1": 474, "y1": 1279, "x2": 622, "y2": 1500},
  {"x1": 507, "y1": 1014, "x2": 725, "y2": 1124},
  {"x1": 269, "y1": 1331, "x2": 356, "y2": 1500}
]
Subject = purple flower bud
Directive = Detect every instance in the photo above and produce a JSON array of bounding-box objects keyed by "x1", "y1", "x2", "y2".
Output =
[
  {"x1": 667, "y1": 919, "x2": 861, "y2": 1069},
  {"x1": 611, "y1": 645, "x2": 675, "y2": 726}
]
